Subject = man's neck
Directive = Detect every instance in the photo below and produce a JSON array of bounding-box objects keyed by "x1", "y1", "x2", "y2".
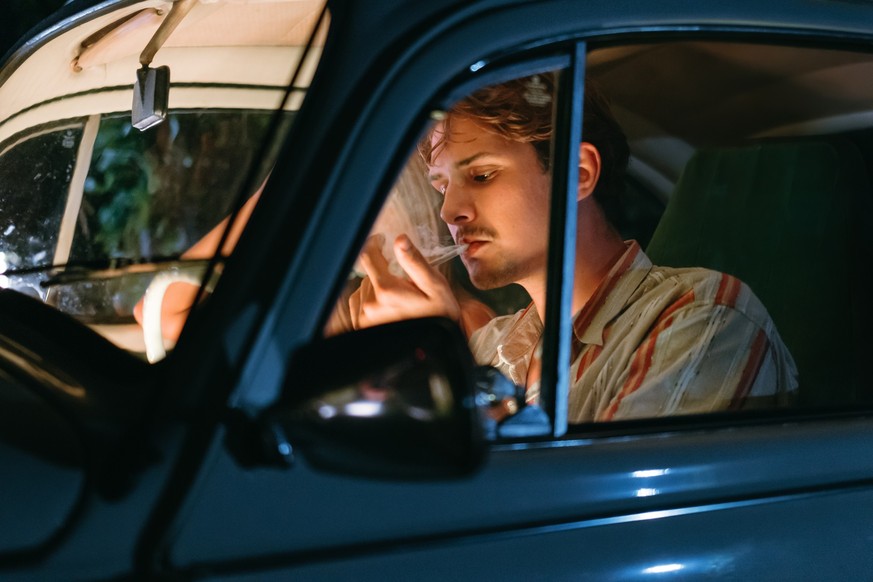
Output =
[{"x1": 524, "y1": 197, "x2": 627, "y2": 322}]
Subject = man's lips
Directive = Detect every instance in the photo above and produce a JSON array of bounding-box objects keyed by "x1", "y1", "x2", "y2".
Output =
[{"x1": 459, "y1": 238, "x2": 489, "y2": 256}]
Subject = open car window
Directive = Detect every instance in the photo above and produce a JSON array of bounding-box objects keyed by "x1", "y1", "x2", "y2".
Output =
[{"x1": 589, "y1": 40, "x2": 873, "y2": 416}]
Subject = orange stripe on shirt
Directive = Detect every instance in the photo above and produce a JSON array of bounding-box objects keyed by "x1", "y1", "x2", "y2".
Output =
[
  {"x1": 715, "y1": 273, "x2": 741, "y2": 308},
  {"x1": 655, "y1": 289, "x2": 695, "y2": 326},
  {"x1": 729, "y1": 329, "x2": 769, "y2": 410},
  {"x1": 573, "y1": 245, "x2": 641, "y2": 339},
  {"x1": 574, "y1": 325, "x2": 612, "y2": 383},
  {"x1": 599, "y1": 332, "x2": 657, "y2": 421},
  {"x1": 575, "y1": 344, "x2": 603, "y2": 382},
  {"x1": 597, "y1": 290, "x2": 694, "y2": 421}
]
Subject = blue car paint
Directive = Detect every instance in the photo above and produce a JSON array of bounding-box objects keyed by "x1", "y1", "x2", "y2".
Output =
[{"x1": 2, "y1": 0, "x2": 873, "y2": 579}]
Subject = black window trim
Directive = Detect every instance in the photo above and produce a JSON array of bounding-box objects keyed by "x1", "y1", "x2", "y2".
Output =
[{"x1": 540, "y1": 41, "x2": 586, "y2": 438}]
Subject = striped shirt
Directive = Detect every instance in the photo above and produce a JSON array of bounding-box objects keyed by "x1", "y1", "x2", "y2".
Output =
[{"x1": 469, "y1": 241, "x2": 798, "y2": 423}]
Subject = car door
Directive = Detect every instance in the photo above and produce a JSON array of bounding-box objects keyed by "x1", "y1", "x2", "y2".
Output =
[{"x1": 146, "y1": 1, "x2": 873, "y2": 580}]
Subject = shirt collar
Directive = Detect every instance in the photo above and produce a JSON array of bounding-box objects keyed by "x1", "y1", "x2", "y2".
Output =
[{"x1": 572, "y1": 241, "x2": 652, "y2": 346}]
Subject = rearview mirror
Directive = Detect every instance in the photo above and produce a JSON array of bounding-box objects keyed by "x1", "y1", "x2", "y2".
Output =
[{"x1": 262, "y1": 318, "x2": 485, "y2": 480}]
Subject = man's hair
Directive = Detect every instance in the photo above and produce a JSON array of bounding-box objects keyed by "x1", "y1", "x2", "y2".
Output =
[{"x1": 419, "y1": 72, "x2": 629, "y2": 224}]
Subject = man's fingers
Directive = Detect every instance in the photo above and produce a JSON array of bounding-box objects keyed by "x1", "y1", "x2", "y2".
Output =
[
  {"x1": 359, "y1": 234, "x2": 392, "y2": 290},
  {"x1": 349, "y1": 234, "x2": 461, "y2": 330},
  {"x1": 394, "y1": 235, "x2": 461, "y2": 322},
  {"x1": 348, "y1": 286, "x2": 361, "y2": 329},
  {"x1": 359, "y1": 276, "x2": 374, "y2": 304},
  {"x1": 351, "y1": 276, "x2": 380, "y2": 329},
  {"x1": 393, "y1": 234, "x2": 445, "y2": 296}
]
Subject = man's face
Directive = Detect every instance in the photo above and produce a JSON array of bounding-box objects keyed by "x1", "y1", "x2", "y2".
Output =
[{"x1": 427, "y1": 116, "x2": 551, "y2": 290}]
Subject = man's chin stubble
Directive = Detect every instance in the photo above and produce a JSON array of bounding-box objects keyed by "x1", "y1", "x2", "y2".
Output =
[{"x1": 465, "y1": 261, "x2": 518, "y2": 291}]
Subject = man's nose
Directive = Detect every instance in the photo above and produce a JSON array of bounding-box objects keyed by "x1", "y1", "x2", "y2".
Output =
[{"x1": 439, "y1": 183, "x2": 475, "y2": 225}]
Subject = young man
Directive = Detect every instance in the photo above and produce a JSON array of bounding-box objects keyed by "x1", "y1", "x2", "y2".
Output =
[{"x1": 350, "y1": 73, "x2": 797, "y2": 422}]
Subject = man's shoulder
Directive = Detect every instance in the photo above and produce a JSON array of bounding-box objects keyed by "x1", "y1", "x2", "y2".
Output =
[
  {"x1": 644, "y1": 263, "x2": 773, "y2": 326},
  {"x1": 647, "y1": 263, "x2": 724, "y2": 287}
]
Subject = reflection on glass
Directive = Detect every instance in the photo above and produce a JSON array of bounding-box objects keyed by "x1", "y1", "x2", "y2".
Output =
[
  {"x1": 632, "y1": 469, "x2": 670, "y2": 478},
  {"x1": 642, "y1": 563, "x2": 685, "y2": 575},
  {"x1": 0, "y1": 125, "x2": 82, "y2": 271},
  {"x1": 74, "y1": 112, "x2": 282, "y2": 262}
]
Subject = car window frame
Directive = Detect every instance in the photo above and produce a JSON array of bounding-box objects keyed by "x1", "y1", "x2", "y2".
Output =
[
  {"x1": 217, "y1": 7, "x2": 873, "y2": 453},
  {"x1": 343, "y1": 51, "x2": 580, "y2": 439},
  {"x1": 558, "y1": 32, "x2": 873, "y2": 436},
  {"x1": 450, "y1": 34, "x2": 873, "y2": 441}
]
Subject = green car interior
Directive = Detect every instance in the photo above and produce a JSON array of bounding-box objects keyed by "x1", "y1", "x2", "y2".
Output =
[
  {"x1": 647, "y1": 138, "x2": 873, "y2": 409},
  {"x1": 592, "y1": 40, "x2": 873, "y2": 413}
]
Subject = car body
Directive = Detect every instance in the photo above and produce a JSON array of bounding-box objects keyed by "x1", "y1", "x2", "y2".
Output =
[{"x1": 2, "y1": 0, "x2": 873, "y2": 579}]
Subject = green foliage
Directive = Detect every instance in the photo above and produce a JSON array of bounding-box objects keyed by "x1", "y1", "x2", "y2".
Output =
[{"x1": 75, "y1": 111, "x2": 283, "y2": 261}]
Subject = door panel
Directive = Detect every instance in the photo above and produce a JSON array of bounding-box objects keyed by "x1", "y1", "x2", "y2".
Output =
[
  {"x1": 168, "y1": 418, "x2": 873, "y2": 568},
  {"x1": 201, "y1": 485, "x2": 873, "y2": 580}
]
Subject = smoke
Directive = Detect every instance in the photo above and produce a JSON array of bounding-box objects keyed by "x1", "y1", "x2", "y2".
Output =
[{"x1": 358, "y1": 154, "x2": 465, "y2": 277}]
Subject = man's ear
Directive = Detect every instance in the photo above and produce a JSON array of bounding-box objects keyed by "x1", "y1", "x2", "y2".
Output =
[{"x1": 578, "y1": 142, "x2": 602, "y2": 201}]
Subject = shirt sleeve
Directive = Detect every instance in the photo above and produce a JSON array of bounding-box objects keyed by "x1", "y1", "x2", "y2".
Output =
[{"x1": 599, "y1": 301, "x2": 798, "y2": 421}]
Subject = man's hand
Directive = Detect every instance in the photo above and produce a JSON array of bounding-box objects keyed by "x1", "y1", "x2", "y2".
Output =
[
  {"x1": 349, "y1": 233, "x2": 461, "y2": 329},
  {"x1": 133, "y1": 282, "x2": 199, "y2": 342}
]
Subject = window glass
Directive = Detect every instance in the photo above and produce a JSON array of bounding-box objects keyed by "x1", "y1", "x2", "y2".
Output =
[
  {"x1": 335, "y1": 40, "x2": 873, "y2": 438},
  {"x1": 0, "y1": 124, "x2": 83, "y2": 275},
  {"x1": 327, "y1": 66, "x2": 567, "y2": 436},
  {"x1": 0, "y1": 109, "x2": 291, "y2": 334},
  {"x1": 584, "y1": 40, "x2": 873, "y2": 417},
  {"x1": 0, "y1": 0, "x2": 329, "y2": 361},
  {"x1": 71, "y1": 111, "x2": 281, "y2": 263}
]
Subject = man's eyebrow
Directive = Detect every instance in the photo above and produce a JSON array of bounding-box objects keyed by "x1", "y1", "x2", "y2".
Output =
[
  {"x1": 428, "y1": 152, "x2": 494, "y2": 180},
  {"x1": 457, "y1": 152, "x2": 492, "y2": 168}
]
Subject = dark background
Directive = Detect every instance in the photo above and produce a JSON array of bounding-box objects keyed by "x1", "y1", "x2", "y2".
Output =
[{"x1": 1, "y1": 0, "x2": 68, "y2": 59}]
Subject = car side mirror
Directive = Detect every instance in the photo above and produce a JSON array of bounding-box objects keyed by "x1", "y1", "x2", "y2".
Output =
[{"x1": 258, "y1": 318, "x2": 485, "y2": 480}]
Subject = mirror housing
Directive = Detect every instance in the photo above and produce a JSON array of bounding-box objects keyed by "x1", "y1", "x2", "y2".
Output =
[
  {"x1": 132, "y1": 65, "x2": 169, "y2": 131},
  {"x1": 263, "y1": 318, "x2": 485, "y2": 480}
]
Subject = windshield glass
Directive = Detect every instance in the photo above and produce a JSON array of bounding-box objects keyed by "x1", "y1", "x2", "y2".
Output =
[{"x1": 0, "y1": 0, "x2": 328, "y2": 359}]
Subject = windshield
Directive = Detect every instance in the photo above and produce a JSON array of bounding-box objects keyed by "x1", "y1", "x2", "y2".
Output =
[
  {"x1": 0, "y1": 110, "x2": 290, "y2": 320},
  {"x1": 0, "y1": 0, "x2": 328, "y2": 359}
]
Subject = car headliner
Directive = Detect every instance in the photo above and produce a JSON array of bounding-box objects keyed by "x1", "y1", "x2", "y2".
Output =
[
  {"x1": 0, "y1": 0, "x2": 323, "y2": 144},
  {"x1": 587, "y1": 40, "x2": 873, "y2": 192}
]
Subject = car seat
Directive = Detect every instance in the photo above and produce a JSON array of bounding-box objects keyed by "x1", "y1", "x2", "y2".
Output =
[{"x1": 646, "y1": 138, "x2": 873, "y2": 408}]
